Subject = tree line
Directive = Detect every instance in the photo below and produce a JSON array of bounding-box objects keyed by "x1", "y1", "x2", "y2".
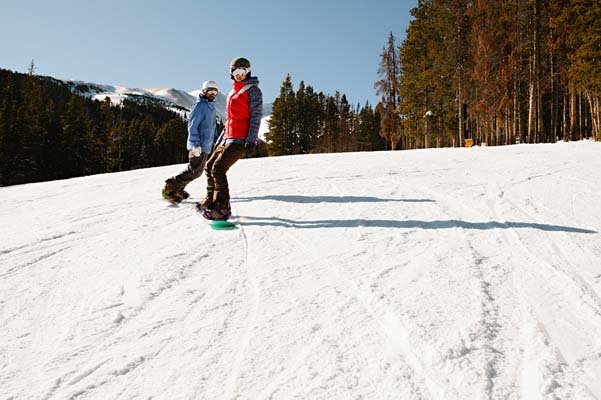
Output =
[
  {"x1": 377, "y1": 0, "x2": 601, "y2": 149},
  {"x1": 266, "y1": 75, "x2": 386, "y2": 156},
  {"x1": 0, "y1": 68, "x2": 191, "y2": 186}
]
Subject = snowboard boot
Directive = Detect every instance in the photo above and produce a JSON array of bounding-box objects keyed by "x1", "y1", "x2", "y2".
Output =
[
  {"x1": 177, "y1": 189, "x2": 190, "y2": 200},
  {"x1": 195, "y1": 202, "x2": 214, "y2": 220},
  {"x1": 199, "y1": 192, "x2": 213, "y2": 209},
  {"x1": 197, "y1": 201, "x2": 230, "y2": 221},
  {"x1": 162, "y1": 182, "x2": 183, "y2": 203},
  {"x1": 210, "y1": 201, "x2": 231, "y2": 221}
]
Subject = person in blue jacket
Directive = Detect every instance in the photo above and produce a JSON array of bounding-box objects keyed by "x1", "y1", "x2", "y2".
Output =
[{"x1": 162, "y1": 80, "x2": 219, "y2": 203}]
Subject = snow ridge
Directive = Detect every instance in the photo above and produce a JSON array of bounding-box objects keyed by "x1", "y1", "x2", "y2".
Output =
[{"x1": 40, "y1": 75, "x2": 272, "y2": 121}]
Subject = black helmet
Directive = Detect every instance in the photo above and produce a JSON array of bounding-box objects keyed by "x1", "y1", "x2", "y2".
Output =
[{"x1": 230, "y1": 57, "x2": 251, "y2": 69}]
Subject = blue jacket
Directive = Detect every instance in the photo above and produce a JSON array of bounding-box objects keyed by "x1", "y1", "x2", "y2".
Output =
[{"x1": 187, "y1": 95, "x2": 217, "y2": 153}]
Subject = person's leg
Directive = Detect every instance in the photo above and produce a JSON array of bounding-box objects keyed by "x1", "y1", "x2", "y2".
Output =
[
  {"x1": 200, "y1": 145, "x2": 224, "y2": 207},
  {"x1": 186, "y1": 152, "x2": 209, "y2": 184},
  {"x1": 210, "y1": 142, "x2": 245, "y2": 218},
  {"x1": 166, "y1": 151, "x2": 208, "y2": 193}
]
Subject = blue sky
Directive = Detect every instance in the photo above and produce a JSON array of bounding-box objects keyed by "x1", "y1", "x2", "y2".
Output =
[{"x1": 0, "y1": 0, "x2": 416, "y2": 106}]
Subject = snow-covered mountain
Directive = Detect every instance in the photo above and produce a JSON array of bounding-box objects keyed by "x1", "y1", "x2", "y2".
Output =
[
  {"x1": 2, "y1": 142, "x2": 601, "y2": 399},
  {"x1": 47, "y1": 77, "x2": 273, "y2": 122},
  {"x1": 67, "y1": 79, "x2": 273, "y2": 141},
  {"x1": 66, "y1": 80, "x2": 224, "y2": 118}
]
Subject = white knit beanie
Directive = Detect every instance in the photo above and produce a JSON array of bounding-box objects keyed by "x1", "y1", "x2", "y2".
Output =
[{"x1": 201, "y1": 80, "x2": 219, "y2": 92}]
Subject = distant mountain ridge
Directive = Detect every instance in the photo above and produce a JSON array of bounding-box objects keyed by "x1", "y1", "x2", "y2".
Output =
[{"x1": 39, "y1": 75, "x2": 273, "y2": 121}]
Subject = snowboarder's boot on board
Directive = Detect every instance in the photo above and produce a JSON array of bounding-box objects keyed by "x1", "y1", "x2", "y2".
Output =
[
  {"x1": 210, "y1": 201, "x2": 231, "y2": 221},
  {"x1": 177, "y1": 189, "x2": 190, "y2": 200},
  {"x1": 196, "y1": 191, "x2": 215, "y2": 218},
  {"x1": 198, "y1": 192, "x2": 213, "y2": 209},
  {"x1": 195, "y1": 200, "x2": 235, "y2": 229},
  {"x1": 195, "y1": 202, "x2": 213, "y2": 220},
  {"x1": 162, "y1": 182, "x2": 183, "y2": 204},
  {"x1": 197, "y1": 201, "x2": 231, "y2": 221}
]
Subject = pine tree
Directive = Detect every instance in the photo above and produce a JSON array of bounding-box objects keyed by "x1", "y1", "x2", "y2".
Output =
[
  {"x1": 0, "y1": 78, "x2": 10, "y2": 185},
  {"x1": 338, "y1": 94, "x2": 351, "y2": 151},
  {"x1": 153, "y1": 119, "x2": 187, "y2": 166},
  {"x1": 296, "y1": 81, "x2": 313, "y2": 154},
  {"x1": 322, "y1": 95, "x2": 339, "y2": 153},
  {"x1": 28, "y1": 59, "x2": 35, "y2": 76},
  {"x1": 356, "y1": 102, "x2": 385, "y2": 151},
  {"x1": 555, "y1": 0, "x2": 601, "y2": 139},
  {"x1": 266, "y1": 75, "x2": 296, "y2": 156},
  {"x1": 376, "y1": 32, "x2": 402, "y2": 149},
  {"x1": 302, "y1": 85, "x2": 321, "y2": 154},
  {"x1": 139, "y1": 116, "x2": 155, "y2": 167}
]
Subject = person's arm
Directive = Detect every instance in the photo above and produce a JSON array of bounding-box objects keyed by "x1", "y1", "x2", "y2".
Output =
[
  {"x1": 188, "y1": 102, "x2": 205, "y2": 150},
  {"x1": 200, "y1": 110, "x2": 217, "y2": 154},
  {"x1": 246, "y1": 86, "x2": 263, "y2": 144}
]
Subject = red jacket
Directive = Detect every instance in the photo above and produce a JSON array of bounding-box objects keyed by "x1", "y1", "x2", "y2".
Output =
[{"x1": 225, "y1": 81, "x2": 252, "y2": 140}]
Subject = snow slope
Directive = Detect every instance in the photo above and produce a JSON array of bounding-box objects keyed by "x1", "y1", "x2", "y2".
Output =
[{"x1": 1, "y1": 142, "x2": 601, "y2": 400}]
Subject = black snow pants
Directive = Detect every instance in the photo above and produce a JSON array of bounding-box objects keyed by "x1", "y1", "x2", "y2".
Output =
[{"x1": 167, "y1": 151, "x2": 209, "y2": 192}]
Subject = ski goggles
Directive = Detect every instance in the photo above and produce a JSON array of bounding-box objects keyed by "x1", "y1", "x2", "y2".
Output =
[
  {"x1": 204, "y1": 88, "x2": 218, "y2": 95},
  {"x1": 230, "y1": 67, "x2": 249, "y2": 76}
]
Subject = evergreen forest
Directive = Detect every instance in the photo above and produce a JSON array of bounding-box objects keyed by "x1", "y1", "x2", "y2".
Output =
[
  {"x1": 266, "y1": 75, "x2": 386, "y2": 155},
  {"x1": 0, "y1": 68, "x2": 189, "y2": 186},
  {"x1": 375, "y1": 0, "x2": 600, "y2": 149}
]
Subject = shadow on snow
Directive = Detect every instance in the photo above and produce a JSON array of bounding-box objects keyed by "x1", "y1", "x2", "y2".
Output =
[
  {"x1": 233, "y1": 195, "x2": 435, "y2": 204},
  {"x1": 229, "y1": 195, "x2": 596, "y2": 233},
  {"x1": 237, "y1": 216, "x2": 597, "y2": 234}
]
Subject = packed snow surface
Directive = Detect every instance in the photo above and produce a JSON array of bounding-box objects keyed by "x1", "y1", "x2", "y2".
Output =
[{"x1": 2, "y1": 142, "x2": 601, "y2": 400}]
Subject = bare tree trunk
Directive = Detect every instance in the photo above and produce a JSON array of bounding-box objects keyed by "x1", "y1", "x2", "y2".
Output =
[
  {"x1": 563, "y1": 92, "x2": 569, "y2": 141},
  {"x1": 596, "y1": 96, "x2": 601, "y2": 140},
  {"x1": 513, "y1": 78, "x2": 519, "y2": 144},
  {"x1": 537, "y1": 80, "x2": 543, "y2": 143},
  {"x1": 494, "y1": 114, "x2": 499, "y2": 146},
  {"x1": 458, "y1": 78, "x2": 464, "y2": 147},
  {"x1": 578, "y1": 93, "x2": 584, "y2": 140},
  {"x1": 506, "y1": 106, "x2": 512, "y2": 145},
  {"x1": 529, "y1": 0, "x2": 540, "y2": 144},
  {"x1": 528, "y1": 81, "x2": 536, "y2": 143},
  {"x1": 550, "y1": 55, "x2": 558, "y2": 143},
  {"x1": 570, "y1": 87, "x2": 577, "y2": 141},
  {"x1": 586, "y1": 93, "x2": 600, "y2": 140},
  {"x1": 518, "y1": 81, "x2": 525, "y2": 144}
]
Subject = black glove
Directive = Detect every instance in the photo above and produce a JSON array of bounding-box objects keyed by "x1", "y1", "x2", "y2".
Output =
[{"x1": 245, "y1": 142, "x2": 256, "y2": 157}]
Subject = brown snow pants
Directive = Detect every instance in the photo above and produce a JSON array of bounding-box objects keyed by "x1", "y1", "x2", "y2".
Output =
[{"x1": 204, "y1": 142, "x2": 246, "y2": 204}]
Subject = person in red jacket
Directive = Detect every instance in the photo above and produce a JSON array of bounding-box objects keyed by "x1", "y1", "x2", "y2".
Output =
[{"x1": 197, "y1": 57, "x2": 263, "y2": 221}]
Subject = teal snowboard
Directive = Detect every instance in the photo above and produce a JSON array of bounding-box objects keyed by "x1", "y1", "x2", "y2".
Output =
[{"x1": 209, "y1": 220, "x2": 236, "y2": 230}]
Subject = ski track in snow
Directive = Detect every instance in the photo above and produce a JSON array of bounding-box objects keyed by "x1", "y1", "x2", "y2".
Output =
[
  {"x1": 322, "y1": 179, "x2": 442, "y2": 399},
  {"x1": 398, "y1": 180, "x2": 520, "y2": 400},
  {"x1": 1, "y1": 141, "x2": 601, "y2": 399},
  {"x1": 221, "y1": 217, "x2": 261, "y2": 400}
]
